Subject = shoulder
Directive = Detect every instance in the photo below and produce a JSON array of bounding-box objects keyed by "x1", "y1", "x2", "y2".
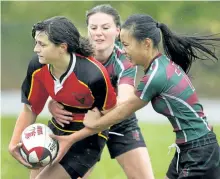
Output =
[
  {"x1": 75, "y1": 53, "x2": 106, "y2": 72},
  {"x1": 142, "y1": 55, "x2": 168, "y2": 86},
  {"x1": 113, "y1": 42, "x2": 135, "y2": 69},
  {"x1": 148, "y1": 55, "x2": 168, "y2": 75},
  {"x1": 75, "y1": 54, "x2": 109, "y2": 82}
]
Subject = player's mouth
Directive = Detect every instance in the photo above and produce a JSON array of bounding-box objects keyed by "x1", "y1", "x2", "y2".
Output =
[{"x1": 95, "y1": 39, "x2": 105, "y2": 44}]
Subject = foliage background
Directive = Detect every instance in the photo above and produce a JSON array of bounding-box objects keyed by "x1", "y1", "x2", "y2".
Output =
[{"x1": 2, "y1": 1, "x2": 220, "y2": 97}]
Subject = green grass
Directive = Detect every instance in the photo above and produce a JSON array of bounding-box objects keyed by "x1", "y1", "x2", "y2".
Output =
[{"x1": 2, "y1": 116, "x2": 220, "y2": 179}]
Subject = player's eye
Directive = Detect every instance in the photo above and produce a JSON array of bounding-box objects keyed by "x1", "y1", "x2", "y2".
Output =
[
  {"x1": 90, "y1": 27, "x2": 97, "y2": 30},
  {"x1": 103, "y1": 27, "x2": 109, "y2": 30}
]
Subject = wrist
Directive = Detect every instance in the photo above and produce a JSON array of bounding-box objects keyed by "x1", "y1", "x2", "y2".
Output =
[
  {"x1": 9, "y1": 140, "x2": 20, "y2": 148},
  {"x1": 69, "y1": 127, "x2": 99, "y2": 144}
]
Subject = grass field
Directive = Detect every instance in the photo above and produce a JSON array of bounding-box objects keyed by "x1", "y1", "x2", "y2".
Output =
[{"x1": 1, "y1": 116, "x2": 220, "y2": 179}]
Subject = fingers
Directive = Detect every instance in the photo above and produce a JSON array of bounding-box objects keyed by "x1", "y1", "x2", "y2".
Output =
[
  {"x1": 52, "y1": 153, "x2": 61, "y2": 165},
  {"x1": 18, "y1": 155, "x2": 33, "y2": 168},
  {"x1": 49, "y1": 100, "x2": 72, "y2": 118},
  {"x1": 49, "y1": 134, "x2": 59, "y2": 140},
  {"x1": 50, "y1": 100, "x2": 64, "y2": 110},
  {"x1": 56, "y1": 120, "x2": 65, "y2": 128},
  {"x1": 52, "y1": 148, "x2": 65, "y2": 165},
  {"x1": 91, "y1": 107, "x2": 99, "y2": 112},
  {"x1": 56, "y1": 114, "x2": 72, "y2": 121},
  {"x1": 55, "y1": 117, "x2": 71, "y2": 128},
  {"x1": 11, "y1": 143, "x2": 33, "y2": 168},
  {"x1": 52, "y1": 150, "x2": 61, "y2": 165},
  {"x1": 15, "y1": 142, "x2": 23, "y2": 148},
  {"x1": 55, "y1": 116, "x2": 72, "y2": 127},
  {"x1": 56, "y1": 102, "x2": 64, "y2": 109}
]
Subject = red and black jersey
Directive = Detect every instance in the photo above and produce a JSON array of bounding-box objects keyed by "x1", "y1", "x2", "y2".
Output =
[{"x1": 21, "y1": 53, "x2": 116, "y2": 133}]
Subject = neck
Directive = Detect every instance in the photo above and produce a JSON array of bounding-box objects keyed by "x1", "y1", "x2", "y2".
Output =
[
  {"x1": 143, "y1": 49, "x2": 160, "y2": 71},
  {"x1": 94, "y1": 44, "x2": 115, "y2": 64},
  {"x1": 51, "y1": 53, "x2": 71, "y2": 79}
]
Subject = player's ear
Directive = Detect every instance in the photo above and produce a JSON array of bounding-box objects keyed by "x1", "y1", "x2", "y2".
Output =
[
  {"x1": 142, "y1": 38, "x2": 152, "y2": 50},
  {"x1": 59, "y1": 43, "x2": 68, "y2": 53}
]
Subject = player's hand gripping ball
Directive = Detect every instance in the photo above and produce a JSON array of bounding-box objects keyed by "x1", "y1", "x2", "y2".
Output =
[{"x1": 20, "y1": 123, "x2": 59, "y2": 168}]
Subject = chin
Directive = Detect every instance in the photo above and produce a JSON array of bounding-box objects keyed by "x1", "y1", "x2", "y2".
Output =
[
  {"x1": 131, "y1": 62, "x2": 136, "y2": 65},
  {"x1": 95, "y1": 44, "x2": 108, "y2": 51},
  {"x1": 95, "y1": 47, "x2": 106, "y2": 52},
  {"x1": 38, "y1": 58, "x2": 47, "y2": 64},
  {"x1": 128, "y1": 58, "x2": 135, "y2": 64}
]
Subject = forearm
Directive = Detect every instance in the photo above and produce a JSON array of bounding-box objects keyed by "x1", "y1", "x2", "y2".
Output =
[
  {"x1": 10, "y1": 106, "x2": 36, "y2": 146},
  {"x1": 68, "y1": 99, "x2": 142, "y2": 144},
  {"x1": 95, "y1": 102, "x2": 131, "y2": 130},
  {"x1": 69, "y1": 127, "x2": 99, "y2": 143},
  {"x1": 94, "y1": 96, "x2": 147, "y2": 131}
]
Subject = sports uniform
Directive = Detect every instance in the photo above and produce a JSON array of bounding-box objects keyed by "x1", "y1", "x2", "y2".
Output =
[
  {"x1": 21, "y1": 53, "x2": 116, "y2": 178},
  {"x1": 104, "y1": 42, "x2": 146, "y2": 158},
  {"x1": 136, "y1": 53, "x2": 220, "y2": 178}
]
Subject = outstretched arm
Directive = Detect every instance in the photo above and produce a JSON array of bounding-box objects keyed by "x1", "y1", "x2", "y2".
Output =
[
  {"x1": 84, "y1": 93, "x2": 148, "y2": 131},
  {"x1": 52, "y1": 84, "x2": 143, "y2": 147},
  {"x1": 51, "y1": 93, "x2": 148, "y2": 164}
]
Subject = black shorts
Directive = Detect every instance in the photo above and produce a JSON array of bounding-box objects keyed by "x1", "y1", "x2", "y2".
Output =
[
  {"x1": 166, "y1": 132, "x2": 220, "y2": 179},
  {"x1": 48, "y1": 121, "x2": 107, "y2": 179},
  {"x1": 106, "y1": 116, "x2": 146, "y2": 159}
]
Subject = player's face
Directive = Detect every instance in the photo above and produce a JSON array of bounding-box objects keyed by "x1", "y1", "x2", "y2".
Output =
[
  {"x1": 120, "y1": 29, "x2": 147, "y2": 66},
  {"x1": 34, "y1": 31, "x2": 61, "y2": 64},
  {"x1": 87, "y1": 12, "x2": 120, "y2": 52}
]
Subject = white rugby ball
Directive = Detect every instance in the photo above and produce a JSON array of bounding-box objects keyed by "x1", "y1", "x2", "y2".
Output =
[{"x1": 20, "y1": 123, "x2": 59, "y2": 168}]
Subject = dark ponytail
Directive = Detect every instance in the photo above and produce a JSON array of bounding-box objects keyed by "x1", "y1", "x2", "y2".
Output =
[
  {"x1": 158, "y1": 23, "x2": 220, "y2": 73},
  {"x1": 75, "y1": 36, "x2": 94, "y2": 57},
  {"x1": 122, "y1": 14, "x2": 220, "y2": 73}
]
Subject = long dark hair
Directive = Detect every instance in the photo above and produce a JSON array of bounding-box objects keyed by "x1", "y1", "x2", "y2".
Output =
[
  {"x1": 86, "y1": 4, "x2": 121, "y2": 28},
  {"x1": 122, "y1": 14, "x2": 220, "y2": 73},
  {"x1": 32, "y1": 16, "x2": 94, "y2": 57}
]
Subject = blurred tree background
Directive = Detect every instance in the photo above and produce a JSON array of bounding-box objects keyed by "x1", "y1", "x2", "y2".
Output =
[{"x1": 2, "y1": 1, "x2": 220, "y2": 97}]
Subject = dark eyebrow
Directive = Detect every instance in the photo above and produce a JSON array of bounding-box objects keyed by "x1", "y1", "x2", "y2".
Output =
[{"x1": 35, "y1": 39, "x2": 45, "y2": 45}]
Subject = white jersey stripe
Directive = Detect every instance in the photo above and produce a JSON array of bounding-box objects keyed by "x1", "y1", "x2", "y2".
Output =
[
  {"x1": 162, "y1": 96, "x2": 187, "y2": 142},
  {"x1": 162, "y1": 93, "x2": 210, "y2": 131},
  {"x1": 114, "y1": 49, "x2": 125, "y2": 86},
  {"x1": 140, "y1": 59, "x2": 159, "y2": 99},
  {"x1": 134, "y1": 66, "x2": 138, "y2": 87}
]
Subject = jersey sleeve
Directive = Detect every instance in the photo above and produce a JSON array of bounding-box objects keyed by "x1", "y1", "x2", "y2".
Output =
[
  {"x1": 135, "y1": 59, "x2": 166, "y2": 102},
  {"x1": 21, "y1": 55, "x2": 49, "y2": 115},
  {"x1": 89, "y1": 57, "x2": 117, "y2": 111},
  {"x1": 114, "y1": 42, "x2": 137, "y2": 87},
  {"x1": 118, "y1": 59, "x2": 137, "y2": 87}
]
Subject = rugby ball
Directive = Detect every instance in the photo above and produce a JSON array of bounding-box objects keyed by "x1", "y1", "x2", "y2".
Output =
[{"x1": 20, "y1": 123, "x2": 58, "y2": 168}]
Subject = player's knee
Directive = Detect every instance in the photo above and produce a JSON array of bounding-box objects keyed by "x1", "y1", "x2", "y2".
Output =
[{"x1": 164, "y1": 176, "x2": 170, "y2": 179}]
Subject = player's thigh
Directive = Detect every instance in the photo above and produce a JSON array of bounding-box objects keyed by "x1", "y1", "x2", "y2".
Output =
[
  {"x1": 35, "y1": 163, "x2": 71, "y2": 179},
  {"x1": 116, "y1": 147, "x2": 154, "y2": 179},
  {"x1": 30, "y1": 167, "x2": 44, "y2": 179},
  {"x1": 107, "y1": 122, "x2": 146, "y2": 159}
]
